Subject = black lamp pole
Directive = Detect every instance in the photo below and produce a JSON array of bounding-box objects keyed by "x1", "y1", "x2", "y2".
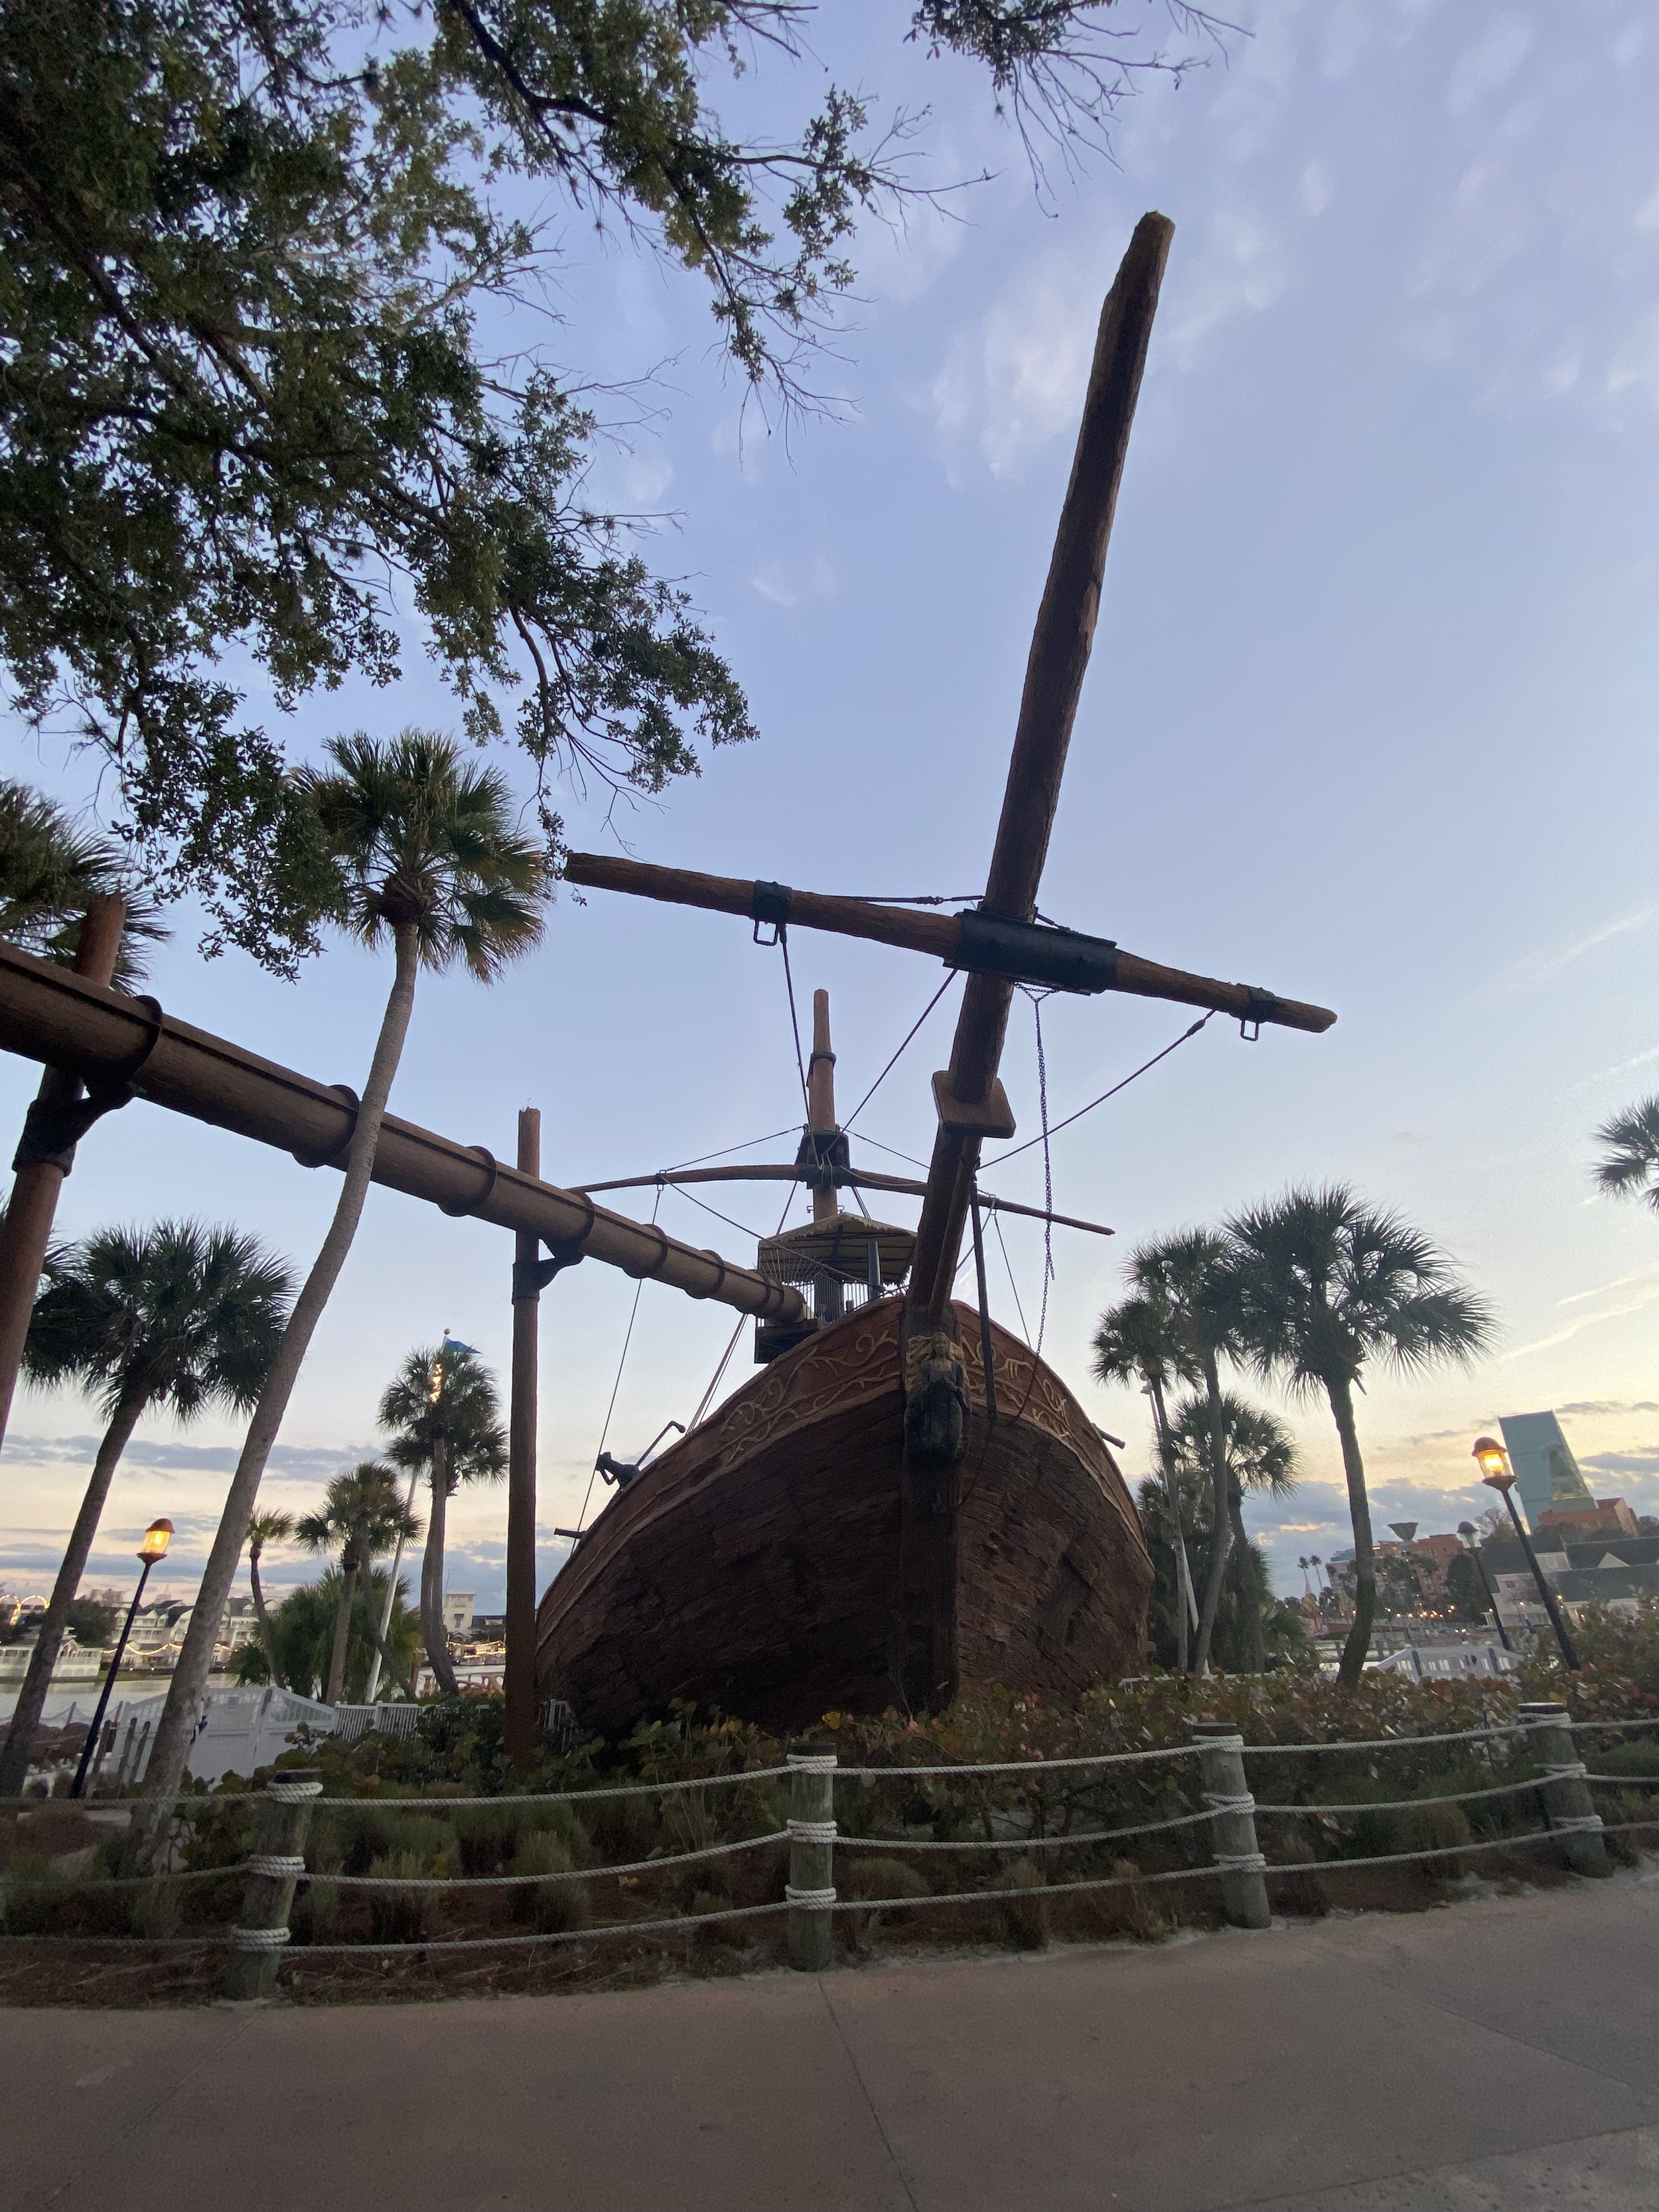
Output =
[
  {"x1": 70, "y1": 1518, "x2": 172, "y2": 1799},
  {"x1": 1457, "y1": 1521, "x2": 1513, "y2": 1653},
  {"x1": 1496, "y1": 1483, "x2": 1579, "y2": 1670}
]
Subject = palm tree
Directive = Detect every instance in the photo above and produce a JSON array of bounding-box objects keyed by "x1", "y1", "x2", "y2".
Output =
[
  {"x1": 136, "y1": 731, "x2": 546, "y2": 1848},
  {"x1": 233, "y1": 1568, "x2": 421, "y2": 1703},
  {"x1": 246, "y1": 1509, "x2": 295, "y2": 1687},
  {"x1": 379, "y1": 1341, "x2": 506, "y2": 1697},
  {"x1": 1165, "y1": 1390, "x2": 1298, "y2": 1674},
  {"x1": 1123, "y1": 1232, "x2": 1238, "y2": 1676},
  {"x1": 297, "y1": 1463, "x2": 423, "y2": 1704},
  {"x1": 0, "y1": 778, "x2": 165, "y2": 985},
  {"x1": 1092, "y1": 1289, "x2": 1200, "y2": 1672},
  {"x1": 1593, "y1": 1100, "x2": 1659, "y2": 1211},
  {"x1": 0, "y1": 1222, "x2": 293, "y2": 1795},
  {"x1": 1223, "y1": 1185, "x2": 1494, "y2": 1686}
]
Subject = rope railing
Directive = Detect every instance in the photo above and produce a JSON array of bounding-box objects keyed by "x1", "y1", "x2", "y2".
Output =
[{"x1": 7, "y1": 1704, "x2": 1653, "y2": 1986}]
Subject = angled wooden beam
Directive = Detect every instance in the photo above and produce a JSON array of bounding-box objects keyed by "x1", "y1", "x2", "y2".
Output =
[{"x1": 0, "y1": 939, "x2": 804, "y2": 1325}]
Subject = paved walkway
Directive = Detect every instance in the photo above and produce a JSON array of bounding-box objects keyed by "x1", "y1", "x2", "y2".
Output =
[{"x1": 6, "y1": 1876, "x2": 1659, "y2": 2211}]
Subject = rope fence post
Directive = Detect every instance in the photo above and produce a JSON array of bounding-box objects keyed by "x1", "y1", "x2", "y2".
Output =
[
  {"x1": 1522, "y1": 1702, "x2": 1611, "y2": 1880},
  {"x1": 1192, "y1": 1722, "x2": 1270, "y2": 1930},
  {"x1": 224, "y1": 1767, "x2": 321, "y2": 2000},
  {"x1": 786, "y1": 1741, "x2": 837, "y2": 1972}
]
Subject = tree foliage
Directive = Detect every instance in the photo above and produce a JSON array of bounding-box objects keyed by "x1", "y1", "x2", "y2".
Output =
[{"x1": 0, "y1": 0, "x2": 1220, "y2": 968}]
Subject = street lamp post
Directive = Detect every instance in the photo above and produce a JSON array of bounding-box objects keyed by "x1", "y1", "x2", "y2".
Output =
[
  {"x1": 1457, "y1": 1518, "x2": 1513, "y2": 1653},
  {"x1": 1471, "y1": 1437, "x2": 1579, "y2": 1670},
  {"x1": 71, "y1": 1518, "x2": 173, "y2": 1799}
]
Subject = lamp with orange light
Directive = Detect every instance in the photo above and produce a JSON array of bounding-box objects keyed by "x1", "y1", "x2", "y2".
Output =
[
  {"x1": 72, "y1": 1518, "x2": 175, "y2": 1798},
  {"x1": 1471, "y1": 1437, "x2": 1578, "y2": 1669}
]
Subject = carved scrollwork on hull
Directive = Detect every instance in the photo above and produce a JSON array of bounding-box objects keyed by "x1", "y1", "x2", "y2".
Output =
[{"x1": 701, "y1": 1299, "x2": 904, "y2": 1479}]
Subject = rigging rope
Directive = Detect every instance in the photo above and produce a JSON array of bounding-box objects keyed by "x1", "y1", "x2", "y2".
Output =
[
  {"x1": 779, "y1": 930, "x2": 810, "y2": 1115},
  {"x1": 984, "y1": 1010, "x2": 1218, "y2": 1169},
  {"x1": 855, "y1": 1132, "x2": 932, "y2": 1172},
  {"x1": 686, "y1": 1184, "x2": 796, "y2": 1428},
  {"x1": 843, "y1": 971, "x2": 961, "y2": 1134},
  {"x1": 668, "y1": 1125, "x2": 798, "y2": 1173},
  {"x1": 991, "y1": 1209, "x2": 1032, "y2": 1343},
  {"x1": 822, "y1": 891, "x2": 983, "y2": 906},
  {"x1": 1021, "y1": 988, "x2": 1058, "y2": 1355},
  {"x1": 670, "y1": 1183, "x2": 768, "y2": 1242},
  {"x1": 575, "y1": 1187, "x2": 662, "y2": 1534}
]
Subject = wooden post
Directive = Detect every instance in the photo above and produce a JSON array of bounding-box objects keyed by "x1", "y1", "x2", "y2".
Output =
[
  {"x1": 506, "y1": 1106, "x2": 541, "y2": 1771},
  {"x1": 223, "y1": 1767, "x2": 321, "y2": 2000},
  {"x1": 808, "y1": 990, "x2": 837, "y2": 1226},
  {"x1": 786, "y1": 1743, "x2": 837, "y2": 1971},
  {"x1": 1521, "y1": 1701, "x2": 1611, "y2": 1879},
  {"x1": 1192, "y1": 1722, "x2": 1270, "y2": 1929},
  {"x1": 0, "y1": 895, "x2": 126, "y2": 1450}
]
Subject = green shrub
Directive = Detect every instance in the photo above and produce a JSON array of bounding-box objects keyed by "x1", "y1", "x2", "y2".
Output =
[{"x1": 511, "y1": 1829, "x2": 589, "y2": 1935}]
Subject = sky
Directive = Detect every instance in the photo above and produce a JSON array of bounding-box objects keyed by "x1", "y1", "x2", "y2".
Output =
[{"x1": 5, "y1": 0, "x2": 1659, "y2": 1621}]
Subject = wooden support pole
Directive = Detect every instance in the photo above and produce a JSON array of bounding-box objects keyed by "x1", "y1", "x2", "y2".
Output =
[
  {"x1": 506, "y1": 1106, "x2": 541, "y2": 1771},
  {"x1": 1191, "y1": 1722, "x2": 1271, "y2": 1930},
  {"x1": 1522, "y1": 1701, "x2": 1611, "y2": 1879},
  {"x1": 0, "y1": 895, "x2": 126, "y2": 1453},
  {"x1": 224, "y1": 1768, "x2": 321, "y2": 2000},
  {"x1": 786, "y1": 1743, "x2": 837, "y2": 1972},
  {"x1": 808, "y1": 990, "x2": 838, "y2": 1226},
  {"x1": 0, "y1": 939, "x2": 802, "y2": 1326}
]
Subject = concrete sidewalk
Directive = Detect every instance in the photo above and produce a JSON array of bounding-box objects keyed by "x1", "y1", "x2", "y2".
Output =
[{"x1": 6, "y1": 1876, "x2": 1659, "y2": 2211}]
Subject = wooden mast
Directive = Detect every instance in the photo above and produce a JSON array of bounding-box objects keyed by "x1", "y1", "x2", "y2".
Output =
[
  {"x1": 807, "y1": 989, "x2": 838, "y2": 1226},
  {"x1": 895, "y1": 212, "x2": 1174, "y2": 1710}
]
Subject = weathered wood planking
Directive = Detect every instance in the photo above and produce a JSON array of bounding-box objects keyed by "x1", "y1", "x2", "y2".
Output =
[{"x1": 534, "y1": 1298, "x2": 1151, "y2": 1734}]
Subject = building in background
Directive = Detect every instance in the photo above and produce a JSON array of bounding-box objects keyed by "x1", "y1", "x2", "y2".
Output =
[{"x1": 442, "y1": 1590, "x2": 474, "y2": 1636}]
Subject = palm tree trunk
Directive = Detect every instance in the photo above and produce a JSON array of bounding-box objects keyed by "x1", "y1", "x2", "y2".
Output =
[
  {"x1": 1192, "y1": 1349, "x2": 1231, "y2": 1677},
  {"x1": 361, "y1": 1570, "x2": 417, "y2": 1700},
  {"x1": 1145, "y1": 1370, "x2": 1191, "y2": 1675},
  {"x1": 1329, "y1": 1373, "x2": 1377, "y2": 1687},
  {"x1": 132, "y1": 923, "x2": 421, "y2": 1863},
  {"x1": 325, "y1": 1545, "x2": 358, "y2": 1706},
  {"x1": 248, "y1": 1543, "x2": 283, "y2": 1689},
  {"x1": 421, "y1": 1439, "x2": 459, "y2": 1697},
  {"x1": 0, "y1": 1385, "x2": 148, "y2": 1795},
  {"x1": 1227, "y1": 1488, "x2": 1265, "y2": 1673}
]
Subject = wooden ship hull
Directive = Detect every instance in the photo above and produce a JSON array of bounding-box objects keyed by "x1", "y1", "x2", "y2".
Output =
[{"x1": 534, "y1": 1295, "x2": 1151, "y2": 1736}]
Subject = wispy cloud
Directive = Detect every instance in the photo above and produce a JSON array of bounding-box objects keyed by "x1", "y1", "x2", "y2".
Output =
[{"x1": 1504, "y1": 904, "x2": 1659, "y2": 991}]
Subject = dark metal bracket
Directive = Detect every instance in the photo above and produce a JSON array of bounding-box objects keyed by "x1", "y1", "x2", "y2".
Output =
[
  {"x1": 950, "y1": 909, "x2": 1118, "y2": 995},
  {"x1": 1239, "y1": 988, "x2": 1278, "y2": 1043},
  {"x1": 750, "y1": 879, "x2": 793, "y2": 946},
  {"x1": 13, "y1": 1081, "x2": 133, "y2": 1176},
  {"x1": 512, "y1": 1239, "x2": 587, "y2": 1301}
]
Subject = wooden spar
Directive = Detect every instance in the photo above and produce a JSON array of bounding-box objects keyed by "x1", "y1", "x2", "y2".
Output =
[
  {"x1": 0, "y1": 938, "x2": 804, "y2": 1325},
  {"x1": 563, "y1": 853, "x2": 1335, "y2": 1037},
  {"x1": 506, "y1": 1106, "x2": 540, "y2": 1769},
  {"x1": 910, "y1": 211, "x2": 1173, "y2": 1329},
  {"x1": 808, "y1": 989, "x2": 838, "y2": 1226},
  {"x1": 573, "y1": 1163, "x2": 1116, "y2": 1241}
]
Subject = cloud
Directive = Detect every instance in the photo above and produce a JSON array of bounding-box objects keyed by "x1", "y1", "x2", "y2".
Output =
[
  {"x1": 1505, "y1": 904, "x2": 1659, "y2": 990},
  {"x1": 927, "y1": 253, "x2": 1100, "y2": 480},
  {"x1": 1297, "y1": 160, "x2": 1332, "y2": 218},
  {"x1": 749, "y1": 554, "x2": 837, "y2": 609},
  {"x1": 1163, "y1": 208, "x2": 1291, "y2": 372},
  {"x1": 1445, "y1": 17, "x2": 1536, "y2": 119}
]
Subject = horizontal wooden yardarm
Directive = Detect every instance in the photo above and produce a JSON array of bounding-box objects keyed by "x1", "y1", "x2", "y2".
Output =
[
  {"x1": 0, "y1": 940, "x2": 802, "y2": 1324},
  {"x1": 563, "y1": 853, "x2": 1336, "y2": 1036},
  {"x1": 571, "y1": 1163, "x2": 1115, "y2": 1239}
]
